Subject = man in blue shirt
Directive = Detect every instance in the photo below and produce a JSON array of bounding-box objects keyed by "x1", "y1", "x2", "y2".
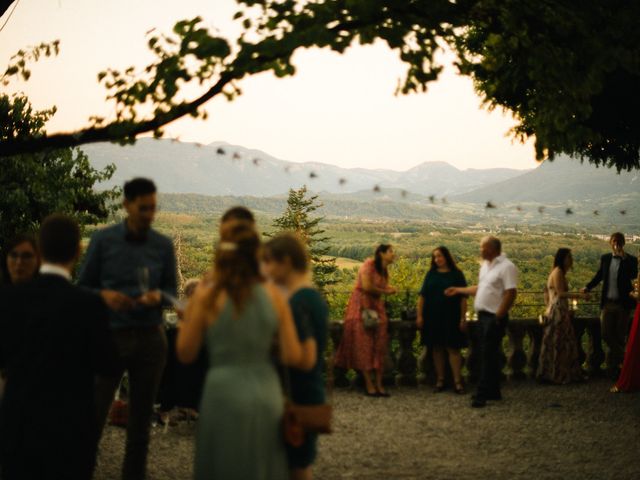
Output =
[{"x1": 79, "y1": 178, "x2": 177, "y2": 480}]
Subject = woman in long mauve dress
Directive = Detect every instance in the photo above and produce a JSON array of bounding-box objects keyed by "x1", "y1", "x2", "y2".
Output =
[
  {"x1": 335, "y1": 244, "x2": 396, "y2": 396},
  {"x1": 612, "y1": 266, "x2": 640, "y2": 393}
]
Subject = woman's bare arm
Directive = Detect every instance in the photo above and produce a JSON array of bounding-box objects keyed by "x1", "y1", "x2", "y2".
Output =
[{"x1": 177, "y1": 280, "x2": 217, "y2": 364}]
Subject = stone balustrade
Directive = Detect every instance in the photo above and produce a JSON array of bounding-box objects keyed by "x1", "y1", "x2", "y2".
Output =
[{"x1": 328, "y1": 310, "x2": 607, "y2": 388}]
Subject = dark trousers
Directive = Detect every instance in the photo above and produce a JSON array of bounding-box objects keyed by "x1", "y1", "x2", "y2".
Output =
[
  {"x1": 476, "y1": 311, "x2": 507, "y2": 399},
  {"x1": 157, "y1": 327, "x2": 207, "y2": 411},
  {"x1": 601, "y1": 302, "x2": 632, "y2": 374},
  {"x1": 95, "y1": 326, "x2": 167, "y2": 480}
]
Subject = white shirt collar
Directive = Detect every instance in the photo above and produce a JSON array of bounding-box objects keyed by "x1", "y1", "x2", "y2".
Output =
[{"x1": 40, "y1": 263, "x2": 72, "y2": 281}]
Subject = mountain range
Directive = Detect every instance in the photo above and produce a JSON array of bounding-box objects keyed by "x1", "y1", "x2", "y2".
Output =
[
  {"x1": 82, "y1": 138, "x2": 639, "y2": 226},
  {"x1": 82, "y1": 138, "x2": 528, "y2": 198}
]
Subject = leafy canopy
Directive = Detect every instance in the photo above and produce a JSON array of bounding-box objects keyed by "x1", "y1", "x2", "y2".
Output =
[
  {"x1": 1, "y1": 1, "x2": 639, "y2": 171},
  {"x1": 0, "y1": 89, "x2": 119, "y2": 250}
]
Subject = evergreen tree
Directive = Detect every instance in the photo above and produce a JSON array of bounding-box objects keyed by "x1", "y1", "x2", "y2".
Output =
[{"x1": 270, "y1": 186, "x2": 337, "y2": 291}]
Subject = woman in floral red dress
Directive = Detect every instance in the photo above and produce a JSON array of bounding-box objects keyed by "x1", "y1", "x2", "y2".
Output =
[{"x1": 335, "y1": 244, "x2": 396, "y2": 396}]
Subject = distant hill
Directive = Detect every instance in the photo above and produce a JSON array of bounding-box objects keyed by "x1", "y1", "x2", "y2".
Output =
[
  {"x1": 157, "y1": 190, "x2": 640, "y2": 230},
  {"x1": 83, "y1": 139, "x2": 639, "y2": 228},
  {"x1": 82, "y1": 138, "x2": 527, "y2": 197},
  {"x1": 453, "y1": 156, "x2": 640, "y2": 204}
]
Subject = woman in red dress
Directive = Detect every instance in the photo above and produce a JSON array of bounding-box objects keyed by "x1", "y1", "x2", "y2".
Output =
[
  {"x1": 611, "y1": 266, "x2": 640, "y2": 392},
  {"x1": 335, "y1": 244, "x2": 396, "y2": 396}
]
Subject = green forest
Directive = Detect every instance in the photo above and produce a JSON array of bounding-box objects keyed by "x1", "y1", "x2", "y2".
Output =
[{"x1": 90, "y1": 193, "x2": 638, "y2": 322}]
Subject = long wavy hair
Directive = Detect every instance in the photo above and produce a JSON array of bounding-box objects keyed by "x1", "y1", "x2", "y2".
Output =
[
  {"x1": 211, "y1": 220, "x2": 262, "y2": 313},
  {"x1": 430, "y1": 246, "x2": 461, "y2": 272},
  {"x1": 374, "y1": 244, "x2": 392, "y2": 278}
]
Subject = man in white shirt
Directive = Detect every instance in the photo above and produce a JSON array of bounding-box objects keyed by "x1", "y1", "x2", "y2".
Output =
[{"x1": 446, "y1": 236, "x2": 518, "y2": 408}]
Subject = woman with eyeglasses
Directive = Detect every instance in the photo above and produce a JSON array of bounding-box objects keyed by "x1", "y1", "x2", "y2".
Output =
[{"x1": 2, "y1": 235, "x2": 40, "y2": 285}]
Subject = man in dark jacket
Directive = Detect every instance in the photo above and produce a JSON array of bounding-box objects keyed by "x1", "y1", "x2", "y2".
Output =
[
  {"x1": 0, "y1": 214, "x2": 120, "y2": 480},
  {"x1": 583, "y1": 232, "x2": 638, "y2": 377}
]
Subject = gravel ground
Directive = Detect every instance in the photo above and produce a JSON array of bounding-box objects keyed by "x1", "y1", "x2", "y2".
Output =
[{"x1": 94, "y1": 378, "x2": 640, "y2": 480}]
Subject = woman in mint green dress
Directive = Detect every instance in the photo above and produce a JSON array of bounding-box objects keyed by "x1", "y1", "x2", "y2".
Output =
[
  {"x1": 177, "y1": 220, "x2": 309, "y2": 480},
  {"x1": 263, "y1": 233, "x2": 329, "y2": 480}
]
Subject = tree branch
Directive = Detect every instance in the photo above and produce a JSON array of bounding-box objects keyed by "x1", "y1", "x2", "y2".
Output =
[{"x1": 0, "y1": 71, "x2": 235, "y2": 158}]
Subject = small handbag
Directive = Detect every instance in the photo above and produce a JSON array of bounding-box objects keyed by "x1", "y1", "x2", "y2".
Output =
[
  {"x1": 282, "y1": 331, "x2": 334, "y2": 447},
  {"x1": 283, "y1": 401, "x2": 333, "y2": 447},
  {"x1": 361, "y1": 308, "x2": 380, "y2": 330}
]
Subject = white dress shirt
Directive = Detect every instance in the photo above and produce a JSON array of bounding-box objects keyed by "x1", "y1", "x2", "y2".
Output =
[
  {"x1": 474, "y1": 254, "x2": 518, "y2": 314},
  {"x1": 606, "y1": 256, "x2": 621, "y2": 301}
]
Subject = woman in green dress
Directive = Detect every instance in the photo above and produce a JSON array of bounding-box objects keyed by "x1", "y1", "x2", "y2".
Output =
[
  {"x1": 263, "y1": 233, "x2": 329, "y2": 480},
  {"x1": 177, "y1": 220, "x2": 313, "y2": 480},
  {"x1": 416, "y1": 246, "x2": 468, "y2": 394}
]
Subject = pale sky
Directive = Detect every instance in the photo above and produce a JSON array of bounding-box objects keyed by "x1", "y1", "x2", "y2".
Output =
[{"x1": 0, "y1": 0, "x2": 540, "y2": 171}]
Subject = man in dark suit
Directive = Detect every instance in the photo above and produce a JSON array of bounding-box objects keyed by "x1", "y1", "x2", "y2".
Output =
[
  {"x1": 583, "y1": 232, "x2": 638, "y2": 376},
  {"x1": 0, "y1": 214, "x2": 120, "y2": 480}
]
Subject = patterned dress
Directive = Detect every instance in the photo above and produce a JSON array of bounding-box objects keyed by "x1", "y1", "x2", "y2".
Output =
[
  {"x1": 334, "y1": 259, "x2": 389, "y2": 373},
  {"x1": 536, "y1": 271, "x2": 583, "y2": 384}
]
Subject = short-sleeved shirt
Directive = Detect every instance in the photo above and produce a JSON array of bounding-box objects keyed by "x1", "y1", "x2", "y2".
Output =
[
  {"x1": 474, "y1": 254, "x2": 518, "y2": 314},
  {"x1": 287, "y1": 288, "x2": 329, "y2": 405}
]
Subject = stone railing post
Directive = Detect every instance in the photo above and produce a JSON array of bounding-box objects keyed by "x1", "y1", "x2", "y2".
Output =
[
  {"x1": 527, "y1": 322, "x2": 543, "y2": 377},
  {"x1": 507, "y1": 321, "x2": 527, "y2": 380},
  {"x1": 571, "y1": 315, "x2": 587, "y2": 368},
  {"x1": 465, "y1": 321, "x2": 481, "y2": 383},
  {"x1": 329, "y1": 322, "x2": 350, "y2": 388},
  {"x1": 395, "y1": 321, "x2": 418, "y2": 386},
  {"x1": 383, "y1": 320, "x2": 398, "y2": 386},
  {"x1": 585, "y1": 316, "x2": 605, "y2": 376}
]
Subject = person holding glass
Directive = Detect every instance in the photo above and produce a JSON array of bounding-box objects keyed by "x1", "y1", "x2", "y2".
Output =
[
  {"x1": 335, "y1": 244, "x2": 396, "y2": 397},
  {"x1": 416, "y1": 246, "x2": 468, "y2": 394},
  {"x1": 78, "y1": 178, "x2": 177, "y2": 480}
]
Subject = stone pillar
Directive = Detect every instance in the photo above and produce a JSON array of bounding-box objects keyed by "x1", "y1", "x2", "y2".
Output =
[
  {"x1": 329, "y1": 322, "x2": 350, "y2": 388},
  {"x1": 527, "y1": 322, "x2": 543, "y2": 378},
  {"x1": 585, "y1": 316, "x2": 605, "y2": 376},
  {"x1": 572, "y1": 315, "x2": 587, "y2": 368},
  {"x1": 382, "y1": 320, "x2": 397, "y2": 386},
  {"x1": 465, "y1": 321, "x2": 481, "y2": 383},
  {"x1": 507, "y1": 321, "x2": 527, "y2": 380},
  {"x1": 395, "y1": 321, "x2": 418, "y2": 386}
]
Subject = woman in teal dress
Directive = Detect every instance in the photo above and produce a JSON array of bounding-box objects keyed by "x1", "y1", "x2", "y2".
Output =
[
  {"x1": 177, "y1": 220, "x2": 311, "y2": 480},
  {"x1": 416, "y1": 246, "x2": 468, "y2": 394},
  {"x1": 263, "y1": 233, "x2": 329, "y2": 480}
]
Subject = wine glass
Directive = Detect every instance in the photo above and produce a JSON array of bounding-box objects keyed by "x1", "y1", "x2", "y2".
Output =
[{"x1": 137, "y1": 266, "x2": 150, "y2": 295}]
